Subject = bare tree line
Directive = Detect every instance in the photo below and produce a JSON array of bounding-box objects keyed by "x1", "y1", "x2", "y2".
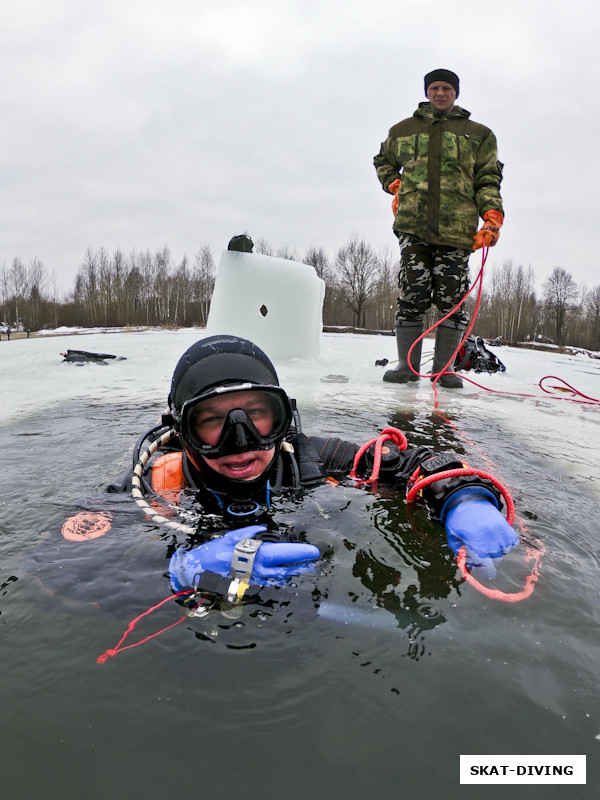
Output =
[
  {"x1": 1, "y1": 246, "x2": 215, "y2": 331},
  {"x1": 2, "y1": 236, "x2": 600, "y2": 350}
]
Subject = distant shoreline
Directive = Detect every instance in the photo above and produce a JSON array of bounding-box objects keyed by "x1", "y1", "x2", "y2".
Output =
[
  {"x1": 2, "y1": 325, "x2": 598, "y2": 359},
  {"x1": 1, "y1": 325, "x2": 159, "y2": 341}
]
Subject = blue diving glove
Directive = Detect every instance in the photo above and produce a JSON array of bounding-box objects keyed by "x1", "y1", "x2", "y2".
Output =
[
  {"x1": 442, "y1": 487, "x2": 519, "y2": 578},
  {"x1": 168, "y1": 525, "x2": 321, "y2": 592}
]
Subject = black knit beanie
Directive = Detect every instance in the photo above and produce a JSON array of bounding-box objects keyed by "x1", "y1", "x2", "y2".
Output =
[{"x1": 424, "y1": 69, "x2": 459, "y2": 97}]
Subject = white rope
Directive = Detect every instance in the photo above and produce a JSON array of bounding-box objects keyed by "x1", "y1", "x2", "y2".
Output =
[{"x1": 131, "y1": 429, "x2": 196, "y2": 534}]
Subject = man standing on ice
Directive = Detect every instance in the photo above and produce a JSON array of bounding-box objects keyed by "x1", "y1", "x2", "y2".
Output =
[{"x1": 374, "y1": 68, "x2": 504, "y2": 388}]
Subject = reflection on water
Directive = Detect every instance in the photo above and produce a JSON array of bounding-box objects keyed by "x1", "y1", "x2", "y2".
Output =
[{"x1": 1, "y1": 335, "x2": 600, "y2": 798}]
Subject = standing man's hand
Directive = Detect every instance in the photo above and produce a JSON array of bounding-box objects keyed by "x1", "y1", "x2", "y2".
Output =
[
  {"x1": 388, "y1": 178, "x2": 402, "y2": 215},
  {"x1": 473, "y1": 210, "x2": 504, "y2": 250}
]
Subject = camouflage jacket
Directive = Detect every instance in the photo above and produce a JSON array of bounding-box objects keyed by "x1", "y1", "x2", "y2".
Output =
[{"x1": 374, "y1": 103, "x2": 504, "y2": 250}]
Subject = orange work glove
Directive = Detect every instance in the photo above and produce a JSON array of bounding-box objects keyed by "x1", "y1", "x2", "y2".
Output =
[
  {"x1": 388, "y1": 178, "x2": 401, "y2": 215},
  {"x1": 473, "y1": 209, "x2": 504, "y2": 250}
]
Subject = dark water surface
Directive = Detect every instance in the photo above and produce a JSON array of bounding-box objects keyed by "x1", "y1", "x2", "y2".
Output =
[{"x1": 1, "y1": 336, "x2": 599, "y2": 799}]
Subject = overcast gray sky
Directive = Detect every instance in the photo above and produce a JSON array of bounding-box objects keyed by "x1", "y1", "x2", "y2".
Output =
[{"x1": 1, "y1": 0, "x2": 597, "y2": 293}]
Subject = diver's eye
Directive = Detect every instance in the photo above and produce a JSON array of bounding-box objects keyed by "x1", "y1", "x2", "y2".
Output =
[
  {"x1": 247, "y1": 404, "x2": 269, "y2": 419},
  {"x1": 194, "y1": 413, "x2": 225, "y2": 432}
]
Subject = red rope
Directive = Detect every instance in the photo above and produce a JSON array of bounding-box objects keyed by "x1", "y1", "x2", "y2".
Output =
[
  {"x1": 435, "y1": 371, "x2": 600, "y2": 407},
  {"x1": 430, "y1": 254, "x2": 487, "y2": 397},
  {"x1": 355, "y1": 437, "x2": 540, "y2": 603},
  {"x1": 538, "y1": 375, "x2": 600, "y2": 405},
  {"x1": 413, "y1": 246, "x2": 599, "y2": 409},
  {"x1": 403, "y1": 246, "x2": 489, "y2": 408},
  {"x1": 389, "y1": 247, "x2": 547, "y2": 601},
  {"x1": 456, "y1": 541, "x2": 544, "y2": 602},
  {"x1": 350, "y1": 427, "x2": 408, "y2": 483},
  {"x1": 405, "y1": 465, "x2": 544, "y2": 602},
  {"x1": 97, "y1": 590, "x2": 192, "y2": 663}
]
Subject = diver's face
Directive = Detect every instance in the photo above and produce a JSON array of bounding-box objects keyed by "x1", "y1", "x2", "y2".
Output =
[{"x1": 192, "y1": 391, "x2": 276, "y2": 481}]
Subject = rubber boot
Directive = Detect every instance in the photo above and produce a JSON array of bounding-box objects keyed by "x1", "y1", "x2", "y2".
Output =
[
  {"x1": 431, "y1": 322, "x2": 465, "y2": 388},
  {"x1": 383, "y1": 320, "x2": 424, "y2": 383}
]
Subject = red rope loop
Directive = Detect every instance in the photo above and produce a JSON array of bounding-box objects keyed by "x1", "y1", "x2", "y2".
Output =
[
  {"x1": 456, "y1": 541, "x2": 544, "y2": 602},
  {"x1": 97, "y1": 590, "x2": 192, "y2": 664},
  {"x1": 538, "y1": 375, "x2": 600, "y2": 405},
  {"x1": 350, "y1": 427, "x2": 408, "y2": 484},
  {"x1": 406, "y1": 465, "x2": 545, "y2": 603}
]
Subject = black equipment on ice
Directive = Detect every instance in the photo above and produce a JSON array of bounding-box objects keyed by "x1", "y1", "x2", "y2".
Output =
[{"x1": 454, "y1": 337, "x2": 506, "y2": 374}]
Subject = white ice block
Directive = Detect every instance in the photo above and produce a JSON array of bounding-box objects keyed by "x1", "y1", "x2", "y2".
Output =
[{"x1": 205, "y1": 250, "x2": 325, "y2": 360}]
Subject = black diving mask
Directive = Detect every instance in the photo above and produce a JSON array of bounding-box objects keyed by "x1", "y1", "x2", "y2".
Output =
[{"x1": 180, "y1": 383, "x2": 293, "y2": 460}]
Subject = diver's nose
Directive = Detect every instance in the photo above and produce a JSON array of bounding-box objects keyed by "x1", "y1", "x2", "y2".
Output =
[{"x1": 233, "y1": 421, "x2": 249, "y2": 448}]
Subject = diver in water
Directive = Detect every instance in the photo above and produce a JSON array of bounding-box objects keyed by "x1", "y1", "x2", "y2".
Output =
[{"x1": 84, "y1": 334, "x2": 517, "y2": 599}]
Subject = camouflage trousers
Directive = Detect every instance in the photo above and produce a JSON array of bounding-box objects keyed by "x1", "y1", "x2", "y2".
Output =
[{"x1": 394, "y1": 234, "x2": 471, "y2": 326}]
